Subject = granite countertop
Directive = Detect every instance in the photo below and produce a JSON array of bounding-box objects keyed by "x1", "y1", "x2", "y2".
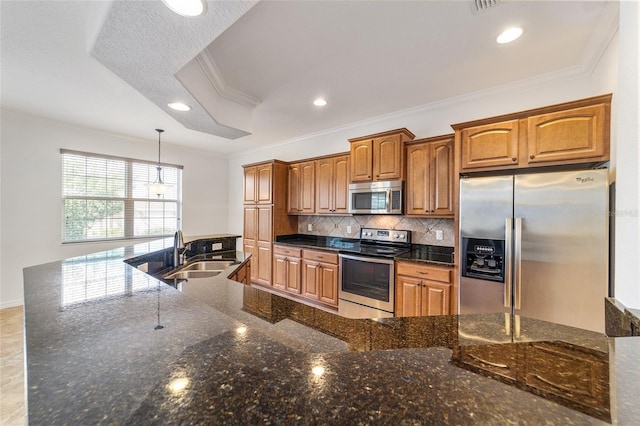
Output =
[
  {"x1": 23, "y1": 237, "x2": 639, "y2": 424},
  {"x1": 275, "y1": 234, "x2": 455, "y2": 266}
]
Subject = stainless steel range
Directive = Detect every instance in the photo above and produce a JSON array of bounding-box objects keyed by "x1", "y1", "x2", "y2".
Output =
[{"x1": 338, "y1": 228, "x2": 411, "y2": 318}]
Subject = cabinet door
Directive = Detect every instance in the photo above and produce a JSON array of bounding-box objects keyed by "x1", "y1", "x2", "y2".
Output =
[
  {"x1": 299, "y1": 161, "x2": 315, "y2": 213},
  {"x1": 526, "y1": 104, "x2": 608, "y2": 165},
  {"x1": 318, "y1": 262, "x2": 339, "y2": 306},
  {"x1": 405, "y1": 144, "x2": 429, "y2": 215},
  {"x1": 256, "y1": 241, "x2": 272, "y2": 286},
  {"x1": 243, "y1": 206, "x2": 258, "y2": 240},
  {"x1": 422, "y1": 281, "x2": 451, "y2": 316},
  {"x1": 395, "y1": 275, "x2": 422, "y2": 317},
  {"x1": 430, "y1": 139, "x2": 454, "y2": 216},
  {"x1": 272, "y1": 254, "x2": 287, "y2": 290},
  {"x1": 256, "y1": 164, "x2": 272, "y2": 204},
  {"x1": 302, "y1": 260, "x2": 320, "y2": 299},
  {"x1": 243, "y1": 239, "x2": 257, "y2": 283},
  {"x1": 285, "y1": 257, "x2": 302, "y2": 294},
  {"x1": 288, "y1": 163, "x2": 301, "y2": 213},
  {"x1": 373, "y1": 135, "x2": 403, "y2": 180},
  {"x1": 257, "y1": 206, "x2": 272, "y2": 243},
  {"x1": 461, "y1": 120, "x2": 519, "y2": 171},
  {"x1": 350, "y1": 140, "x2": 373, "y2": 182},
  {"x1": 315, "y1": 158, "x2": 333, "y2": 214},
  {"x1": 243, "y1": 166, "x2": 257, "y2": 204},
  {"x1": 333, "y1": 155, "x2": 350, "y2": 213}
]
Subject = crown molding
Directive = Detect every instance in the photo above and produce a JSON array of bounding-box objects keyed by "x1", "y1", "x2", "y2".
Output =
[{"x1": 197, "y1": 50, "x2": 261, "y2": 109}]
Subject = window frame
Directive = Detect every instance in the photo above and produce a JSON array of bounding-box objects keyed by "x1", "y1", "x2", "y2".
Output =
[{"x1": 61, "y1": 149, "x2": 183, "y2": 244}]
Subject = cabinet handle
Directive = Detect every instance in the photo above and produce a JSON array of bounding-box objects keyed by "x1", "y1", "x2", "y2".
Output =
[
  {"x1": 530, "y1": 155, "x2": 535, "y2": 159},
  {"x1": 416, "y1": 271, "x2": 429, "y2": 275},
  {"x1": 512, "y1": 157, "x2": 517, "y2": 162}
]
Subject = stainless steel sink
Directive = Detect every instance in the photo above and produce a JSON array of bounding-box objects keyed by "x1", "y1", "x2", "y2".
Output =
[
  {"x1": 180, "y1": 260, "x2": 237, "y2": 271},
  {"x1": 164, "y1": 270, "x2": 222, "y2": 280},
  {"x1": 163, "y1": 259, "x2": 238, "y2": 280}
]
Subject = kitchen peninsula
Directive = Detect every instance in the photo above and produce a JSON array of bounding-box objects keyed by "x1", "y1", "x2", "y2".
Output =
[{"x1": 22, "y1": 236, "x2": 640, "y2": 424}]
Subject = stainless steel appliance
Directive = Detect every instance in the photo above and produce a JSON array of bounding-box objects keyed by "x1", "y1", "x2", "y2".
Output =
[
  {"x1": 338, "y1": 228, "x2": 411, "y2": 318},
  {"x1": 348, "y1": 181, "x2": 403, "y2": 214},
  {"x1": 459, "y1": 169, "x2": 609, "y2": 333}
]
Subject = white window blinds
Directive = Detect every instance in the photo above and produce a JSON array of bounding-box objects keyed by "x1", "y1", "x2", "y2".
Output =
[{"x1": 61, "y1": 150, "x2": 182, "y2": 243}]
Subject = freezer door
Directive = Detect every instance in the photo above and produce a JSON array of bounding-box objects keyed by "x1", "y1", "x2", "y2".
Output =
[
  {"x1": 459, "y1": 176, "x2": 513, "y2": 315},
  {"x1": 513, "y1": 169, "x2": 608, "y2": 333}
]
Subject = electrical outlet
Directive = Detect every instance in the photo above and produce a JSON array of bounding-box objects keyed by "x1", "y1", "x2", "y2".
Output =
[
  {"x1": 307, "y1": 223, "x2": 313, "y2": 232},
  {"x1": 346, "y1": 226, "x2": 352, "y2": 234},
  {"x1": 435, "y1": 230, "x2": 444, "y2": 241},
  {"x1": 211, "y1": 242, "x2": 223, "y2": 250}
]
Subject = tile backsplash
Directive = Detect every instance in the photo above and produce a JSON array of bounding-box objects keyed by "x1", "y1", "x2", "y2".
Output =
[{"x1": 297, "y1": 215, "x2": 455, "y2": 247}]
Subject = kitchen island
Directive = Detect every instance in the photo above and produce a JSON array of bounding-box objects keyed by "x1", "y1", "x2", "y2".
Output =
[{"x1": 23, "y1": 237, "x2": 639, "y2": 424}]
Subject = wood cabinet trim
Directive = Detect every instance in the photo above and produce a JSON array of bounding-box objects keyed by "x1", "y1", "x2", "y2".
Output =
[
  {"x1": 348, "y1": 127, "x2": 416, "y2": 143},
  {"x1": 451, "y1": 94, "x2": 612, "y2": 131}
]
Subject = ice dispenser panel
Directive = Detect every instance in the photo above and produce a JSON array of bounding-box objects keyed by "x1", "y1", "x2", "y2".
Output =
[{"x1": 461, "y1": 238, "x2": 505, "y2": 282}]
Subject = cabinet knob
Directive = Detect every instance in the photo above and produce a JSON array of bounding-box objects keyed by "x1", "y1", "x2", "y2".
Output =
[
  {"x1": 416, "y1": 271, "x2": 429, "y2": 275},
  {"x1": 530, "y1": 155, "x2": 535, "y2": 159},
  {"x1": 512, "y1": 157, "x2": 517, "y2": 162}
]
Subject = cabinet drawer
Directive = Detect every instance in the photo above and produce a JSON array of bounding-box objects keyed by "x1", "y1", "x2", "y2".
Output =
[
  {"x1": 396, "y1": 262, "x2": 451, "y2": 283},
  {"x1": 303, "y1": 249, "x2": 338, "y2": 264},
  {"x1": 273, "y1": 245, "x2": 302, "y2": 258}
]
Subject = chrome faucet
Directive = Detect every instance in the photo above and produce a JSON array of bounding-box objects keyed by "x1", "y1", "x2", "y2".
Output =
[{"x1": 173, "y1": 230, "x2": 184, "y2": 267}]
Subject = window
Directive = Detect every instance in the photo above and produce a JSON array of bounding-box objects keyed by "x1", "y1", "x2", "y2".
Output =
[{"x1": 61, "y1": 149, "x2": 182, "y2": 243}]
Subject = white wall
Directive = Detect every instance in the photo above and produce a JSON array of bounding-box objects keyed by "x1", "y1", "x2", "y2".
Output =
[
  {"x1": 613, "y1": 1, "x2": 640, "y2": 309},
  {"x1": 0, "y1": 111, "x2": 229, "y2": 308}
]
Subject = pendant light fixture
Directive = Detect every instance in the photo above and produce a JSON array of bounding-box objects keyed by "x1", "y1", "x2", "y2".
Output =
[{"x1": 147, "y1": 129, "x2": 171, "y2": 197}]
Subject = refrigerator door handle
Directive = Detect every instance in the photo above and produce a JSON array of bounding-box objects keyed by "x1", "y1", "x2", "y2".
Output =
[
  {"x1": 504, "y1": 218, "x2": 513, "y2": 308},
  {"x1": 514, "y1": 217, "x2": 523, "y2": 310}
]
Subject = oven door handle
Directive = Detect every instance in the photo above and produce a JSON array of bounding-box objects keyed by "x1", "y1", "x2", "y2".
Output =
[{"x1": 338, "y1": 253, "x2": 395, "y2": 266}]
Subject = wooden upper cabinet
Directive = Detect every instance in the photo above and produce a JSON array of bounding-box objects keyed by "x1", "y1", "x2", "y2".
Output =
[
  {"x1": 526, "y1": 103, "x2": 608, "y2": 165},
  {"x1": 316, "y1": 154, "x2": 350, "y2": 214},
  {"x1": 288, "y1": 161, "x2": 315, "y2": 214},
  {"x1": 349, "y1": 128, "x2": 415, "y2": 182},
  {"x1": 244, "y1": 164, "x2": 273, "y2": 204},
  {"x1": 350, "y1": 140, "x2": 373, "y2": 182},
  {"x1": 454, "y1": 94, "x2": 612, "y2": 173},
  {"x1": 405, "y1": 135, "x2": 454, "y2": 217},
  {"x1": 460, "y1": 120, "x2": 520, "y2": 171}
]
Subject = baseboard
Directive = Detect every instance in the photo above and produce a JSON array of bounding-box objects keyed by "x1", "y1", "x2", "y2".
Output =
[{"x1": 0, "y1": 299, "x2": 24, "y2": 310}]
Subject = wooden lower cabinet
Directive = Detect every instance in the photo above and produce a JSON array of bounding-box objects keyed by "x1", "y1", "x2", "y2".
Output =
[
  {"x1": 228, "y1": 259, "x2": 251, "y2": 285},
  {"x1": 273, "y1": 245, "x2": 302, "y2": 294},
  {"x1": 302, "y1": 249, "x2": 339, "y2": 307},
  {"x1": 272, "y1": 246, "x2": 339, "y2": 309},
  {"x1": 395, "y1": 261, "x2": 452, "y2": 317}
]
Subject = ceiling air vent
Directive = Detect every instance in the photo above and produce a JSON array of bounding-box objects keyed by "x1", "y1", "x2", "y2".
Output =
[{"x1": 471, "y1": 0, "x2": 501, "y2": 14}]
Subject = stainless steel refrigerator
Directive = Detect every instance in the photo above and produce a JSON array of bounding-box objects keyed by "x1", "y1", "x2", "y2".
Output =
[{"x1": 459, "y1": 169, "x2": 609, "y2": 333}]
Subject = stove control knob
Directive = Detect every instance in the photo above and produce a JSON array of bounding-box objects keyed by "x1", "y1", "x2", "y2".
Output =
[
  {"x1": 365, "y1": 232, "x2": 372, "y2": 236},
  {"x1": 399, "y1": 234, "x2": 406, "y2": 239},
  {"x1": 393, "y1": 234, "x2": 399, "y2": 239}
]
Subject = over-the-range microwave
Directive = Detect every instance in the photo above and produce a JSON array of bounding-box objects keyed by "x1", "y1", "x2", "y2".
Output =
[{"x1": 348, "y1": 180, "x2": 403, "y2": 214}]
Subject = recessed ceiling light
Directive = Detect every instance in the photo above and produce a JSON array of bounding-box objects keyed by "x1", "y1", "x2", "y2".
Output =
[
  {"x1": 497, "y1": 27, "x2": 523, "y2": 44},
  {"x1": 168, "y1": 102, "x2": 191, "y2": 111},
  {"x1": 313, "y1": 98, "x2": 327, "y2": 107},
  {"x1": 161, "y1": 0, "x2": 206, "y2": 17}
]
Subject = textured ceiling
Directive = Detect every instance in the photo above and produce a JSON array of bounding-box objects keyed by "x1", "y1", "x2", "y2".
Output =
[
  {"x1": 0, "y1": 1, "x2": 618, "y2": 154},
  {"x1": 90, "y1": 0, "x2": 258, "y2": 139}
]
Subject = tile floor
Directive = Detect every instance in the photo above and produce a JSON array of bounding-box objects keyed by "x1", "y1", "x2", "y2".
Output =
[{"x1": 0, "y1": 306, "x2": 26, "y2": 425}]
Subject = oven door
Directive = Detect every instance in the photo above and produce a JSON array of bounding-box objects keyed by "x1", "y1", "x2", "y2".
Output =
[{"x1": 338, "y1": 254, "x2": 395, "y2": 314}]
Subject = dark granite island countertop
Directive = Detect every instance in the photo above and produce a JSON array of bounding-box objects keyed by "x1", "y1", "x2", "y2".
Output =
[{"x1": 23, "y1": 237, "x2": 639, "y2": 424}]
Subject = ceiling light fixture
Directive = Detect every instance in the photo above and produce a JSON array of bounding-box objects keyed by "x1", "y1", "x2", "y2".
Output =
[
  {"x1": 161, "y1": 0, "x2": 206, "y2": 17},
  {"x1": 313, "y1": 98, "x2": 327, "y2": 107},
  {"x1": 168, "y1": 102, "x2": 191, "y2": 111},
  {"x1": 496, "y1": 27, "x2": 523, "y2": 44},
  {"x1": 147, "y1": 129, "x2": 171, "y2": 197}
]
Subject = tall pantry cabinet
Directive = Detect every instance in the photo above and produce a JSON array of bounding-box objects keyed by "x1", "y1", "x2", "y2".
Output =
[{"x1": 243, "y1": 160, "x2": 297, "y2": 287}]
